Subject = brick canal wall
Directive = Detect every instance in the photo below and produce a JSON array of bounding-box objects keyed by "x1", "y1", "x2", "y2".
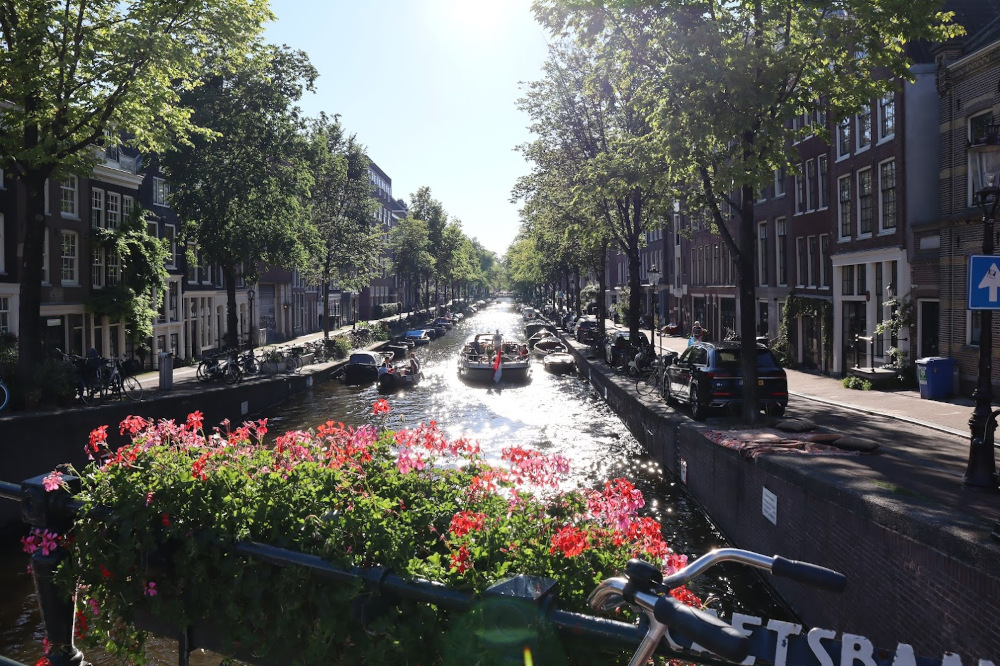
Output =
[{"x1": 573, "y1": 348, "x2": 1000, "y2": 661}]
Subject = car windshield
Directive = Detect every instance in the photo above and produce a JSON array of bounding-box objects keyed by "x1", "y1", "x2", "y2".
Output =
[
  {"x1": 714, "y1": 348, "x2": 781, "y2": 369},
  {"x1": 349, "y1": 353, "x2": 375, "y2": 364}
]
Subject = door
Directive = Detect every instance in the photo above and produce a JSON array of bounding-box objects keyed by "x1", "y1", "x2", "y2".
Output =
[
  {"x1": 920, "y1": 300, "x2": 940, "y2": 358},
  {"x1": 841, "y1": 301, "x2": 867, "y2": 373}
]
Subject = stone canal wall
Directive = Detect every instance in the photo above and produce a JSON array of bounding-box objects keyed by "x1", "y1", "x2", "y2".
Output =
[{"x1": 572, "y1": 347, "x2": 1000, "y2": 661}]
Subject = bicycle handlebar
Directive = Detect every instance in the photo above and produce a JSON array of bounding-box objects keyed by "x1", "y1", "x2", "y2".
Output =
[{"x1": 589, "y1": 547, "x2": 846, "y2": 664}]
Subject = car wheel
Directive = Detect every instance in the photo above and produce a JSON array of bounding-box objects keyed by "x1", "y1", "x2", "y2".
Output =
[
  {"x1": 690, "y1": 386, "x2": 708, "y2": 421},
  {"x1": 767, "y1": 403, "x2": 786, "y2": 418}
]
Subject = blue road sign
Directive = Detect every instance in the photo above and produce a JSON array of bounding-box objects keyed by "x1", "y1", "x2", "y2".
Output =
[{"x1": 968, "y1": 255, "x2": 1000, "y2": 310}]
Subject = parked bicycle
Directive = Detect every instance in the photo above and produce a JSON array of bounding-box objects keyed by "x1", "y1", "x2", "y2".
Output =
[
  {"x1": 0, "y1": 378, "x2": 9, "y2": 412},
  {"x1": 196, "y1": 349, "x2": 242, "y2": 385},
  {"x1": 101, "y1": 355, "x2": 144, "y2": 402},
  {"x1": 590, "y1": 547, "x2": 846, "y2": 665}
]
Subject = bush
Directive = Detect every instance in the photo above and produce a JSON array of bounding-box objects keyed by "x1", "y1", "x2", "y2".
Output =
[
  {"x1": 48, "y1": 403, "x2": 698, "y2": 665},
  {"x1": 36, "y1": 358, "x2": 79, "y2": 406},
  {"x1": 0, "y1": 332, "x2": 17, "y2": 382},
  {"x1": 373, "y1": 302, "x2": 401, "y2": 319},
  {"x1": 326, "y1": 335, "x2": 350, "y2": 359},
  {"x1": 842, "y1": 376, "x2": 873, "y2": 391}
]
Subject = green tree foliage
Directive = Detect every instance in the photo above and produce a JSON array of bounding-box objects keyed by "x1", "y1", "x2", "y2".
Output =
[
  {"x1": 303, "y1": 114, "x2": 383, "y2": 338},
  {"x1": 532, "y1": 0, "x2": 959, "y2": 423},
  {"x1": 0, "y1": 0, "x2": 270, "y2": 387},
  {"x1": 389, "y1": 216, "x2": 434, "y2": 310},
  {"x1": 160, "y1": 45, "x2": 317, "y2": 349}
]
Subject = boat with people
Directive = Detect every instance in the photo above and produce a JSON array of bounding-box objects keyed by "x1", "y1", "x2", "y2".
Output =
[
  {"x1": 343, "y1": 350, "x2": 388, "y2": 385},
  {"x1": 377, "y1": 368, "x2": 422, "y2": 393},
  {"x1": 457, "y1": 332, "x2": 531, "y2": 383}
]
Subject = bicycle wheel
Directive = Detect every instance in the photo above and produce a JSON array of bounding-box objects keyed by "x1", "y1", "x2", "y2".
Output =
[
  {"x1": 222, "y1": 361, "x2": 242, "y2": 385},
  {"x1": 636, "y1": 373, "x2": 656, "y2": 396},
  {"x1": 0, "y1": 382, "x2": 9, "y2": 412},
  {"x1": 196, "y1": 361, "x2": 212, "y2": 382},
  {"x1": 123, "y1": 376, "x2": 144, "y2": 401},
  {"x1": 285, "y1": 356, "x2": 301, "y2": 373}
]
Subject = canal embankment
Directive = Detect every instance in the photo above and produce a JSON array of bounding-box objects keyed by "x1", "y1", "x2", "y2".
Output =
[{"x1": 562, "y1": 334, "x2": 1000, "y2": 661}]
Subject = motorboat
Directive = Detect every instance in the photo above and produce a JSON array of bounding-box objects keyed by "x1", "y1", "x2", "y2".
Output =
[
  {"x1": 405, "y1": 330, "x2": 432, "y2": 345},
  {"x1": 457, "y1": 333, "x2": 531, "y2": 383},
  {"x1": 543, "y1": 352, "x2": 576, "y2": 374},
  {"x1": 433, "y1": 317, "x2": 453, "y2": 330},
  {"x1": 384, "y1": 343, "x2": 411, "y2": 362},
  {"x1": 377, "y1": 369, "x2": 421, "y2": 393},
  {"x1": 533, "y1": 338, "x2": 567, "y2": 355},
  {"x1": 343, "y1": 351, "x2": 388, "y2": 385},
  {"x1": 525, "y1": 322, "x2": 558, "y2": 340},
  {"x1": 527, "y1": 329, "x2": 556, "y2": 348}
]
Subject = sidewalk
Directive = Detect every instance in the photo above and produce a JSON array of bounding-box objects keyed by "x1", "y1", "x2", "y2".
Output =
[{"x1": 644, "y1": 329, "x2": 1000, "y2": 530}]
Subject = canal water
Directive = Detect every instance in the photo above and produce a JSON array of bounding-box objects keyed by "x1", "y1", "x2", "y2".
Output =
[{"x1": 0, "y1": 299, "x2": 790, "y2": 664}]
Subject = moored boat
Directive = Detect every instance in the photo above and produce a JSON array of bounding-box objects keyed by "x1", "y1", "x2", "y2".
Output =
[
  {"x1": 405, "y1": 330, "x2": 432, "y2": 345},
  {"x1": 543, "y1": 352, "x2": 576, "y2": 374},
  {"x1": 344, "y1": 351, "x2": 388, "y2": 385},
  {"x1": 533, "y1": 338, "x2": 567, "y2": 355},
  {"x1": 457, "y1": 333, "x2": 531, "y2": 383}
]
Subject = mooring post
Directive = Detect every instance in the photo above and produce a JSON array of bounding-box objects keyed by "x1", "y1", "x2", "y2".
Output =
[{"x1": 20, "y1": 474, "x2": 90, "y2": 666}]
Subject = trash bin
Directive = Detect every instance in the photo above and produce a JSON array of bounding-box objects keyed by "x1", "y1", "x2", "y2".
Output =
[
  {"x1": 916, "y1": 357, "x2": 955, "y2": 400},
  {"x1": 159, "y1": 352, "x2": 174, "y2": 391}
]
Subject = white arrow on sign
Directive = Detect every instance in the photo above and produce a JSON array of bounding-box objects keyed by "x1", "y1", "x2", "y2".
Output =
[{"x1": 979, "y1": 262, "x2": 1000, "y2": 302}]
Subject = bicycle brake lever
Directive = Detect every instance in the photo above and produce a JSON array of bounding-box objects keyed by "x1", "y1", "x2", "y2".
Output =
[{"x1": 588, "y1": 577, "x2": 630, "y2": 612}]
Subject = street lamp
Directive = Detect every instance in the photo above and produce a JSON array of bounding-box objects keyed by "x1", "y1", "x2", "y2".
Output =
[
  {"x1": 963, "y1": 122, "x2": 1000, "y2": 489},
  {"x1": 647, "y1": 265, "x2": 661, "y2": 359},
  {"x1": 247, "y1": 288, "x2": 255, "y2": 350}
]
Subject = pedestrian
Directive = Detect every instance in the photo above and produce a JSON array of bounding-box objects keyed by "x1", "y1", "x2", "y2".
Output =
[
  {"x1": 493, "y1": 329, "x2": 503, "y2": 350},
  {"x1": 690, "y1": 321, "x2": 705, "y2": 347}
]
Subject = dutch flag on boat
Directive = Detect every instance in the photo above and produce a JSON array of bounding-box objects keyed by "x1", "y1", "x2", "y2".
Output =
[{"x1": 493, "y1": 348, "x2": 502, "y2": 383}]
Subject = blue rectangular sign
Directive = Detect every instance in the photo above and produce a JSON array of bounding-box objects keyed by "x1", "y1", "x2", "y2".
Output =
[{"x1": 968, "y1": 255, "x2": 1000, "y2": 310}]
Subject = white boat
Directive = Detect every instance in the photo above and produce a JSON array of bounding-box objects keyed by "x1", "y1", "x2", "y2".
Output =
[
  {"x1": 543, "y1": 352, "x2": 576, "y2": 374},
  {"x1": 457, "y1": 333, "x2": 531, "y2": 383}
]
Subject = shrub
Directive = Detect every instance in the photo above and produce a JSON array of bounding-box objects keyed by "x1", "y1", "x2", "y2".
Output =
[
  {"x1": 326, "y1": 335, "x2": 350, "y2": 359},
  {"x1": 36, "y1": 358, "x2": 79, "y2": 406},
  {"x1": 842, "y1": 376, "x2": 873, "y2": 391},
  {"x1": 47, "y1": 403, "x2": 698, "y2": 665},
  {"x1": 373, "y1": 302, "x2": 401, "y2": 319}
]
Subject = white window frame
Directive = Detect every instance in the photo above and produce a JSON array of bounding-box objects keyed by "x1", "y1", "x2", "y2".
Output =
[
  {"x1": 878, "y1": 158, "x2": 897, "y2": 233},
  {"x1": 857, "y1": 167, "x2": 873, "y2": 237},
  {"x1": 820, "y1": 234, "x2": 830, "y2": 288},
  {"x1": 796, "y1": 237, "x2": 806, "y2": 287},
  {"x1": 968, "y1": 110, "x2": 995, "y2": 207},
  {"x1": 165, "y1": 224, "x2": 177, "y2": 269},
  {"x1": 108, "y1": 250, "x2": 121, "y2": 286},
  {"x1": 807, "y1": 235, "x2": 817, "y2": 287},
  {"x1": 774, "y1": 167, "x2": 786, "y2": 197},
  {"x1": 0, "y1": 296, "x2": 9, "y2": 334},
  {"x1": 776, "y1": 217, "x2": 787, "y2": 287},
  {"x1": 92, "y1": 247, "x2": 105, "y2": 289},
  {"x1": 818, "y1": 155, "x2": 829, "y2": 209},
  {"x1": 856, "y1": 105, "x2": 872, "y2": 152},
  {"x1": 838, "y1": 174, "x2": 852, "y2": 240},
  {"x1": 795, "y1": 163, "x2": 805, "y2": 214},
  {"x1": 837, "y1": 119, "x2": 851, "y2": 160},
  {"x1": 757, "y1": 221, "x2": 768, "y2": 286},
  {"x1": 805, "y1": 158, "x2": 815, "y2": 212},
  {"x1": 106, "y1": 191, "x2": 121, "y2": 229},
  {"x1": 42, "y1": 230, "x2": 50, "y2": 284},
  {"x1": 91, "y1": 189, "x2": 104, "y2": 228},
  {"x1": 153, "y1": 177, "x2": 169, "y2": 207},
  {"x1": 60, "y1": 176, "x2": 79, "y2": 218},
  {"x1": 122, "y1": 195, "x2": 134, "y2": 223},
  {"x1": 878, "y1": 94, "x2": 895, "y2": 142},
  {"x1": 60, "y1": 230, "x2": 79, "y2": 285}
]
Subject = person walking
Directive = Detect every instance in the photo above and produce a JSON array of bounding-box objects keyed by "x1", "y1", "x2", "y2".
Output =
[{"x1": 689, "y1": 321, "x2": 705, "y2": 347}]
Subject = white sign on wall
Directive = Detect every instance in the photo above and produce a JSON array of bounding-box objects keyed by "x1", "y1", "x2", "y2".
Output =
[{"x1": 762, "y1": 487, "x2": 778, "y2": 525}]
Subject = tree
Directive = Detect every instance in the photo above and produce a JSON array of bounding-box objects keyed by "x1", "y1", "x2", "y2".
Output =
[
  {"x1": 533, "y1": 0, "x2": 958, "y2": 423},
  {"x1": 389, "y1": 216, "x2": 434, "y2": 311},
  {"x1": 303, "y1": 114, "x2": 382, "y2": 338},
  {"x1": 159, "y1": 45, "x2": 317, "y2": 350},
  {"x1": 0, "y1": 0, "x2": 270, "y2": 389},
  {"x1": 409, "y1": 186, "x2": 449, "y2": 305}
]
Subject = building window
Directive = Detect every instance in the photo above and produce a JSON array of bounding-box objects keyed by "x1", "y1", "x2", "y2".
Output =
[
  {"x1": 758, "y1": 222, "x2": 768, "y2": 286},
  {"x1": 796, "y1": 237, "x2": 806, "y2": 287},
  {"x1": 106, "y1": 191, "x2": 121, "y2": 229},
  {"x1": 819, "y1": 235, "x2": 830, "y2": 287},
  {"x1": 153, "y1": 177, "x2": 170, "y2": 206},
  {"x1": 858, "y1": 168, "x2": 873, "y2": 235},
  {"x1": 795, "y1": 164, "x2": 805, "y2": 213},
  {"x1": 818, "y1": 155, "x2": 828, "y2": 209},
  {"x1": 42, "y1": 230, "x2": 50, "y2": 284},
  {"x1": 842, "y1": 264, "x2": 855, "y2": 295},
  {"x1": 108, "y1": 251, "x2": 121, "y2": 286},
  {"x1": 0, "y1": 296, "x2": 8, "y2": 334},
  {"x1": 91, "y1": 189, "x2": 104, "y2": 228},
  {"x1": 92, "y1": 247, "x2": 105, "y2": 288},
  {"x1": 805, "y1": 158, "x2": 815, "y2": 211},
  {"x1": 879, "y1": 159, "x2": 896, "y2": 231},
  {"x1": 165, "y1": 225, "x2": 177, "y2": 268},
  {"x1": 878, "y1": 94, "x2": 895, "y2": 140},
  {"x1": 122, "y1": 195, "x2": 134, "y2": 223},
  {"x1": 774, "y1": 167, "x2": 786, "y2": 197},
  {"x1": 776, "y1": 217, "x2": 787, "y2": 286},
  {"x1": 857, "y1": 263, "x2": 867, "y2": 294},
  {"x1": 857, "y1": 105, "x2": 872, "y2": 150},
  {"x1": 837, "y1": 119, "x2": 851, "y2": 158},
  {"x1": 969, "y1": 111, "x2": 996, "y2": 206},
  {"x1": 838, "y1": 175, "x2": 852, "y2": 238},
  {"x1": 60, "y1": 176, "x2": 78, "y2": 217},
  {"x1": 808, "y1": 236, "x2": 819, "y2": 288},
  {"x1": 60, "y1": 231, "x2": 78, "y2": 285}
]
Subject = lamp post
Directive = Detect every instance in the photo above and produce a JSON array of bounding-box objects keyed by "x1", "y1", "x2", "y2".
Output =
[
  {"x1": 247, "y1": 288, "x2": 255, "y2": 350},
  {"x1": 963, "y1": 123, "x2": 1000, "y2": 489},
  {"x1": 647, "y1": 265, "x2": 661, "y2": 358}
]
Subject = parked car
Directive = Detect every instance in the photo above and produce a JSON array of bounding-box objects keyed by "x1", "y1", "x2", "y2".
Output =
[
  {"x1": 662, "y1": 340, "x2": 788, "y2": 421},
  {"x1": 575, "y1": 317, "x2": 599, "y2": 343},
  {"x1": 603, "y1": 329, "x2": 650, "y2": 369}
]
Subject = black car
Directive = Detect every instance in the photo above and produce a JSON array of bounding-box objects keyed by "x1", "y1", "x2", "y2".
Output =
[
  {"x1": 662, "y1": 341, "x2": 788, "y2": 420},
  {"x1": 575, "y1": 317, "x2": 600, "y2": 343},
  {"x1": 603, "y1": 329, "x2": 650, "y2": 369}
]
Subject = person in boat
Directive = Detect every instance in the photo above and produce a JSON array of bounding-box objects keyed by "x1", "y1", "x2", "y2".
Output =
[
  {"x1": 378, "y1": 359, "x2": 392, "y2": 376},
  {"x1": 493, "y1": 329, "x2": 503, "y2": 350},
  {"x1": 471, "y1": 339, "x2": 482, "y2": 358},
  {"x1": 408, "y1": 352, "x2": 420, "y2": 377},
  {"x1": 518, "y1": 344, "x2": 529, "y2": 359}
]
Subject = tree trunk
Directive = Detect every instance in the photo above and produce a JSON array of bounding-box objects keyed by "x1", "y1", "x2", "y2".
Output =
[
  {"x1": 322, "y1": 280, "x2": 330, "y2": 339},
  {"x1": 738, "y1": 185, "x2": 761, "y2": 424},
  {"x1": 16, "y1": 171, "x2": 51, "y2": 396},
  {"x1": 225, "y1": 263, "x2": 239, "y2": 349},
  {"x1": 627, "y1": 248, "x2": 642, "y2": 340}
]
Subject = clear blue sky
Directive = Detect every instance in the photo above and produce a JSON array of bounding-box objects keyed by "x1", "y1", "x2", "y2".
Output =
[{"x1": 265, "y1": 0, "x2": 553, "y2": 257}]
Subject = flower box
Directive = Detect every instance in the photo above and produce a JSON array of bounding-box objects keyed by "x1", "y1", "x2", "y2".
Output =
[{"x1": 260, "y1": 361, "x2": 285, "y2": 374}]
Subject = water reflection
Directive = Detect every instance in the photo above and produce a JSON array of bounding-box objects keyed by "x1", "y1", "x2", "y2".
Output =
[{"x1": 0, "y1": 300, "x2": 789, "y2": 664}]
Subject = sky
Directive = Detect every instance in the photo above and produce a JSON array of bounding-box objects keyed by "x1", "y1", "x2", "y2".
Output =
[{"x1": 264, "y1": 0, "x2": 554, "y2": 257}]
